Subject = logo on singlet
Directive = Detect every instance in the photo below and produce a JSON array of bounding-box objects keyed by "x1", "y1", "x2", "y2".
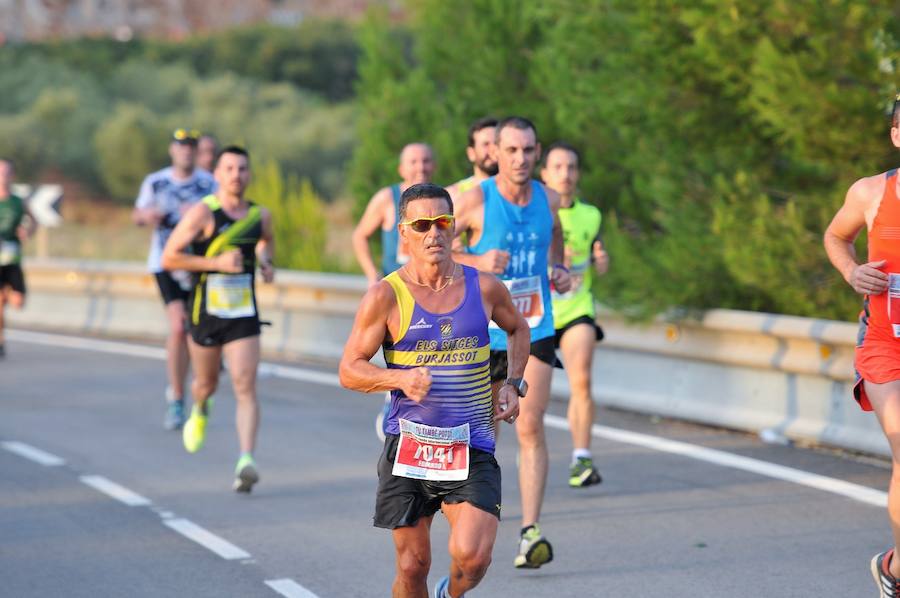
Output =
[
  {"x1": 438, "y1": 317, "x2": 453, "y2": 339},
  {"x1": 409, "y1": 317, "x2": 432, "y2": 330}
]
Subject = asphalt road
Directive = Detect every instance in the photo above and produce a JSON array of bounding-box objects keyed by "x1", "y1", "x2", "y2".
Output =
[{"x1": 0, "y1": 330, "x2": 893, "y2": 597}]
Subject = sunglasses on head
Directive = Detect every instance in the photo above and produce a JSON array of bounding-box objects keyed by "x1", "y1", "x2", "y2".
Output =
[
  {"x1": 400, "y1": 214, "x2": 455, "y2": 233},
  {"x1": 173, "y1": 128, "x2": 200, "y2": 142}
]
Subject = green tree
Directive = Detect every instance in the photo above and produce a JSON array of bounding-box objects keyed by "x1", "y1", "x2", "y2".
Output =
[
  {"x1": 247, "y1": 161, "x2": 330, "y2": 271},
  {"x1": 352, "y1": 0, "x2": 900, "y2": 321}
]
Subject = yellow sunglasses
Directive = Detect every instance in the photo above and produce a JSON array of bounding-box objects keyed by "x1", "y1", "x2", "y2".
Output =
[
  {"x1": 400, "y1": 214, "x2": 455, "y2": 233},
  {"x1": 173, "y1": 128, "x2": 200, "y2": 142}
]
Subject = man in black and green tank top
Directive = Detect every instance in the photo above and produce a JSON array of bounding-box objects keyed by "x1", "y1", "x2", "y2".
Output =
[
  {"x1": 162, "y1": 146, "x2": 275, "y2": 494},
  {"x1": 0, "y1": 158, "x2": 36, "y2": 359},
  {"x1": 541, "y1": 142, "x2": 609, "y2": 489}
]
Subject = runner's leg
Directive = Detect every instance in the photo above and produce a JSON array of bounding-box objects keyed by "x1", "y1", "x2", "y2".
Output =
[
  {"x1": 558, "y1": 323, "x2": 596, "y2": 454},
  {"x1": 165, "y1": 300, "x2": 190, "y2": 400},
  {"x1": 223, "y1": 335, "x2": 261, "y2": 454},
  {"x1": 443, "y1": 501, "x2": 497, "y2": 595},
  {"x1": 392, "y1": 515, "x2": 434, "y2": 597},
  {"x1": 0, "y1": 286, "x2": 7, "y2": 348},
  {"x1": 516, "y1": 355, "x2": 553, "y2": 526},
  {"x1": 187, "y1": 338, "x2": 221, "y2": 411},
  {"x1": 866, "y1": 379, "x2": 900, "y2": 578}
]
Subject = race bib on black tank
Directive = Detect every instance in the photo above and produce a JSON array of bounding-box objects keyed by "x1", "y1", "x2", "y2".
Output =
[{"x1": 206, "y1": 273, "x2": 256, "y2": 319}]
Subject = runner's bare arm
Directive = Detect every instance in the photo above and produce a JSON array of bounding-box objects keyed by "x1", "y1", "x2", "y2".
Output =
[
  {"x1": 352, "y1": 188, "x2": 391, "y2": 285},
  {"x1": 452, "y1": 186, "x2": 509, "y2": 273},
  {"x1": 256, "y1": 207, "x2": 275, "y2": 283},
  {"x1": 545, "y1": 186, "x2": 572, "y2": 293},
  {"x1": 824, "y1": 175, "x2": 888, "y2": 295},
  {"x1": 17, "y1": 205, "x2": 37, "y2": 241},
  {"x1": 592, "y1": 237, "x2": 609, "y2": 276},
  {"x1": 132, "y1": 177, "x2": 165, "y2": 227},
  {"x1": 161, "y1": 203, "x2": 241, "y2": 273},
  {"x1": 339, "y1": 282, "x2": 432, "y2": 401},
  {"x1": 445, "y1": 181, "x2": 461, "y2": 204},
  {"x1": 480, "y1": 272, "x2": 526, "y2": 421}
]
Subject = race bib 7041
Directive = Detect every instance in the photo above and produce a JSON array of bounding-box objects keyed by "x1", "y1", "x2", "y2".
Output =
[{"x1": 392, "y1": 419, "x2": 470, "y2": 481}]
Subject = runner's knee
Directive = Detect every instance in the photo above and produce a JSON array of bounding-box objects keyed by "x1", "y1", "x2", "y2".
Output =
[
  {"x1": 515, "y1": 413, "x2": 545, "y2": 445},
  {"x1": 396, "y1": 547, "x2": 430, "y2": 582},
  {"x1": 449, "y1": 541, "x2": 492, "y2": 580},
  {"x1": 192, "y1": 375, "x2": 218, "y2": 398}
]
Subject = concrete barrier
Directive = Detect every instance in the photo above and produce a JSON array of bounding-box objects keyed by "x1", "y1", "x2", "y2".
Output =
[{"x1": 9, "y1": 258, "x2": 886, "y2": 457}]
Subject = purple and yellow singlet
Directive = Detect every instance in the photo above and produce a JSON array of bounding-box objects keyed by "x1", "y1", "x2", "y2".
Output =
[{"x1": 382, "y1": 265, "x2": 495, "y2": 454}]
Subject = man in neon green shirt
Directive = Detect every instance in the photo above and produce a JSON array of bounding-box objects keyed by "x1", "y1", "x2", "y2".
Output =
[
  {"x1": 0, "y1": 158, "x2": 36, "y2": 359},
  {"x1": 541, "y1": 142, "x2": 608, "y2": 488}
]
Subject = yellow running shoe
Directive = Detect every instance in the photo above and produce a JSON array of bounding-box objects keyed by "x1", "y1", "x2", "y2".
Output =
[{"x1": 182, "y1": 404, "x2": 208, "y2": 453}]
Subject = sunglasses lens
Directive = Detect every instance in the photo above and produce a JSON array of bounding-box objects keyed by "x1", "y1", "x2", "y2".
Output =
[
  {"x1": 410, "y1": 220, "x2": 431, "y2": 233},
  {"x1": 435, "y1": 217, "x2": 453, "y2": 230},
  {"x1": 405, "y1": 215, "x2": 454, "y2": 232}
]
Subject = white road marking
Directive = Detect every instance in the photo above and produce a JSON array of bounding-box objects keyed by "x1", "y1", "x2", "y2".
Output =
[
  {"x1": 544, "y1": 415, "x2": 888, "y2": 508},
  {"x1": 8, "y1": 329, "x2": 166, "y2": 360},
  {"x1": 265, "y1": 578, "x2": 320, "y2": 598},
  {"x1": 163, "y1": 518, "x2": 251, "y2": 560},
  {"x1": 79, "y1": 475, "x2": 152, "y2": 507},
  {"x1": 2, "y1": 440, "x2": 66, "y2": 466},
  {"x1": 10, "y1": 329, "x2": 890, "y2": 509}
]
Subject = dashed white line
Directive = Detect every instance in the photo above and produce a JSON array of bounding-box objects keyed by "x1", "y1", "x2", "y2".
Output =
[
  {"x1": 10, "y1": 328, "x2": 891, "y2": 509},
  {"x1": 544, "y1": 415, "x2": 888, "y2": 508},
  {"x1": 265, "y1": 578, "x2": 320, "y2": 598},
  {"x1": 79, "y1": 475, "x2": 152, "y2": 507},
  {"x1": 2, "y1": 440, "x2": 66, "y2": 466},
  {"x1": 163, "y1": 518, "x2": 251, "y2": 560}
]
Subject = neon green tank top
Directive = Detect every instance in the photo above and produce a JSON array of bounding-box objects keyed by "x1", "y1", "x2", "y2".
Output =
[
  {"x1": 456, "y1": 176, "x2": 480, "y2": 194},
  {"x1": 552, "y1": 199, "x2": 602, "y2": 328}
]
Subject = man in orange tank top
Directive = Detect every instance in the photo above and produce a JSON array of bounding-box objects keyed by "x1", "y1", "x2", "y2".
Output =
[{"x1": 824, "y1": 93, "x2": 900, "y2": 597}]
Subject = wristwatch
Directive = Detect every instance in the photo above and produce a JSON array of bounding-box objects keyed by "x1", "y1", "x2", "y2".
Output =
[{"x1": 504, "y1": 377, "x2": 528, "y2": 397}]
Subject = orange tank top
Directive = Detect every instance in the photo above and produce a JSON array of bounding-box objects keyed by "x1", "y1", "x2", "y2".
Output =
[{"x1": 867, "y1": 169, "x2": 900, "y2": 333}]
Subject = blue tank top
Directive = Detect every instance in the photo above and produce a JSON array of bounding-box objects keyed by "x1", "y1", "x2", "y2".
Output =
[
  {"x1": 467, "y1": 177, "x2": 555, "y2": 349},
  {"x1": 380, "y1": 184, "x2": 404, "y2": 275},
  {"x1": 382, "y1": 266, "x2": 495, "y2": 453}
]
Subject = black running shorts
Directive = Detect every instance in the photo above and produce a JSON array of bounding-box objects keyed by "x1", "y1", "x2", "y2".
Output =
[
  {"x1": 155, "y1": 271, "x2": 190, "y2": 305},
  {"x1": 189, "y1": 315, "x2": 260, "y2": 347},
  {"x1": 554, "y1": 314, "x2": 604, "y2": 348},
  {"x1": 0, "y1": 264, "x2": 26, "y2": 294},
  {"x1": 374, "y1": 434, "x2": 502, "y2": 529},
  {"x1": 489, "y1": 335, "x2": 557, "y2": 383}
]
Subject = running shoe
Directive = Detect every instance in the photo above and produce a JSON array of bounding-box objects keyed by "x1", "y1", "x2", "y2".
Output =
[
  {"x1": 182, "y1": 404, "x2": 208, "y2": 453},
  {"x1": 433, "y1": 575, "x2": 458, "y2": 598},
  {"x1": 514, "y1": 524, "x2": 553, "y2": 569},
  {"x1": 872, "y1": 549, "x2": 900, "y2": 597},
  {"x1": 375, "y1": 392, "x2": 391, "y2": 442},
  {"x1": 164, "y1": 400, "x2": 185, "y2": 431},
  {"x1": 233, "y1": 454, "x2": 259, "y2": 493},
  {"x1": 568, "y1": 457, "x2": 602, "y2": 488}
]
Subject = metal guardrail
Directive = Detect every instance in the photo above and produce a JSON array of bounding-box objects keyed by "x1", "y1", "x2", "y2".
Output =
[{"x1": 9, "y1": 259, "x2": 886, "y2": 457}]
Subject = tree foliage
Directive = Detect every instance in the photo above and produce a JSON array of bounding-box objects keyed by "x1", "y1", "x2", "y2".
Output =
[
  {"x1": 246, "y1": 161, "x2": 332, "y2": 272},
  {"x1": 350, "y1": 0, "x2": 900, "y2": 321}
]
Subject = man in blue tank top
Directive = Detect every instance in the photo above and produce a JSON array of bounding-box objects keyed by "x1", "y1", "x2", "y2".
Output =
[
  {"x1": 452, "y1": 116, "x2": 572, "y2": 570},
  {"x1": 353, "y1": 142, "x2": 438, "y2": 444},
  {"x1": 352, "y1": 142, "x2": 436, "y2": 287},
  {"x1": 340, "y1": 183, "x2": 530, "y2": 598}
]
